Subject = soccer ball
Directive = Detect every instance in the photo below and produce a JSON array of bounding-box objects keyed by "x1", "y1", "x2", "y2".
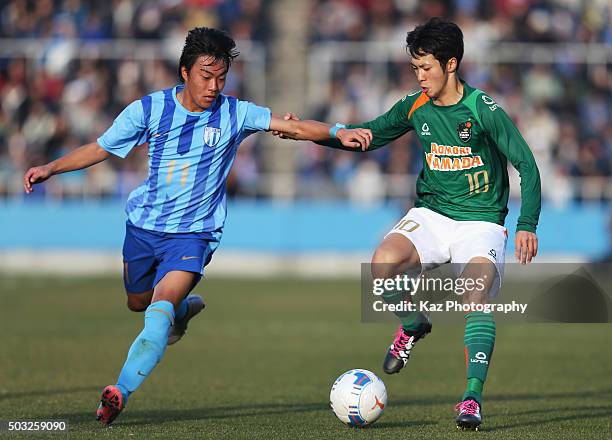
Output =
[{"x1": 329, "y1": 369, "x2": 387, "y2": 427}]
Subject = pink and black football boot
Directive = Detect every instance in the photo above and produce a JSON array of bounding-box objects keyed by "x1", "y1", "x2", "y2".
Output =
[
  {"x1": 382, "y1": 316, "x2": 432, "y2": 374},
  {"x1": 455, "y1": 398, "x2": 482, "y2": 431}
]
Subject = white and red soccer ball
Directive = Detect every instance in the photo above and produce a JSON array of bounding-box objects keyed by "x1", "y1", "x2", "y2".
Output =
[{"x1": 329, "y1": 369, "x2": 387, "y2": 427}]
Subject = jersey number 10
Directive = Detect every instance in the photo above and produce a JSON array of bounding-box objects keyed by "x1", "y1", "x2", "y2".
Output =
[{"x1": 465, "y1": 170, "x2": 489, "y2": 194}]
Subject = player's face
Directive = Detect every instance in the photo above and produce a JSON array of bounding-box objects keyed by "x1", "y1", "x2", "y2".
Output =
[
  {"x1": 182, "y1": 56, "x2": 228, "y2": 109},
  {"x1": 410, "y1": 54, "x2": 449, "y2": 100}
]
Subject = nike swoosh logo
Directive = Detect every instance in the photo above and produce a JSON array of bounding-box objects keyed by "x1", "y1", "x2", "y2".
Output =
[
  {"x1": 181, "y1": 256, "x2": 199, "y2": 261},
  {"x1": 137, "y1": 370, "x2": 147, "y2": 376},
  {"x1": 154, "y1": 131, "x2": 169, "y2": 138}
]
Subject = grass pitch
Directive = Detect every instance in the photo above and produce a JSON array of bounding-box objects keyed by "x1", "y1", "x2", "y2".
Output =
[{"x1": 1, "y1": 276, "x2": 611, "y2": 439}]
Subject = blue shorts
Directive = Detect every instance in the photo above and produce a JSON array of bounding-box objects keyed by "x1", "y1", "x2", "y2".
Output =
[{"x1": 122, "y1": 222, "x2": 221, "y2": 294}]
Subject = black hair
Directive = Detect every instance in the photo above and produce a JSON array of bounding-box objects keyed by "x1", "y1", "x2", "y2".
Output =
[
  {"x1": 178, "y1": 27, "x2": 240, "y2": 82},
  {"x1": 405, "y1": 18, "x2": 464, "y2": 69}
]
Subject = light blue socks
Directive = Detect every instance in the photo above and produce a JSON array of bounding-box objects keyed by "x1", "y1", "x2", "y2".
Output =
[{"x1": 116, "y1": 300, "x2": 174, "y2": 403}]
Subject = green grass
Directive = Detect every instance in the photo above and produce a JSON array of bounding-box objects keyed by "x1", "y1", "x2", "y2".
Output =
[{"x1": 1, "y1": 276, "x2": 611, "y2": 439}]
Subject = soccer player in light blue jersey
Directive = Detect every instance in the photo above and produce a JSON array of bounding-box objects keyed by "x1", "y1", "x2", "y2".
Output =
[{"x1": 23, "y1": 27, "x2": 372, "y2": 426}]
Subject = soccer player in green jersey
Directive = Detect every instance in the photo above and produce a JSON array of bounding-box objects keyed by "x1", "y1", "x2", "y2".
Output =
[{"x1": 287, "y1": 17, "x2": 541, "y2": 430}]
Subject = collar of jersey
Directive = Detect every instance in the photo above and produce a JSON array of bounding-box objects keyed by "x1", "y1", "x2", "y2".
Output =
[
  {"x1": 428, "y1": 79, "x2": 472, "y2": 110},
  {"x1": 173, "y1": 85, "x2": 220, "y2": 116}
]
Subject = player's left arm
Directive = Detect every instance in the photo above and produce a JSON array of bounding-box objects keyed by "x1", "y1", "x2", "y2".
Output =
[
  {"x1": 268, "y1": 115, "x2": 373, "y2": 150},
  {"x1": 479, "y1": 96, "x2": 541, "y2": 264}
]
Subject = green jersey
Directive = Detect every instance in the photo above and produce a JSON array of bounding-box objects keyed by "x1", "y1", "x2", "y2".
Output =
[{"x1": 325, "y1": 81, "x2": 541, "y2": 233}]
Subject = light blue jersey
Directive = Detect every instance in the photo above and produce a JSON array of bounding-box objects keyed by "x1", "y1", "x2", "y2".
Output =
[{"x1": 98, "y1": 85, "x2": 271, "y2": 234}]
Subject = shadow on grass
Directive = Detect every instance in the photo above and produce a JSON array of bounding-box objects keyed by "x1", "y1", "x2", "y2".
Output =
[
  {"x1": 487, "y1": 404, "x2": 612, "y2": 419},
  {"x1": 387, "y1": 387, "x2": 612, "y2": 408},
  {"x1": 63, "y1": 402, "x2": 436, "y2": 429},
  {"x1": 483, "y1": 407, "x2": 612, "y2": 432},
  {"x1": 118, "y1": 410, "x2": 437, "y2": 429},
  {"x1": 487, "y1": 388, "x2": 612, "y2": 403},
  {"x1": 62, "y1": 402, "x2": 328, "y2": 427},
  {"x1": 0, "y1": 386, "x2": 100, "y2": 401},
  {"x1": 16, "y1": 386, "x2": 612, "y2": 430},
  {"x1": 366, "y1": 420, "x2": 436, "y2": 429}
]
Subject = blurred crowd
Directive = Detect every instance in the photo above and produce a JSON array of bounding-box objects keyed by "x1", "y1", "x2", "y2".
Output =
[
  {"x1": 0, "y1": 0, "x2": 269, "y2": 40},
  {"x1": 0, "y1": 0, "x2": 610, "y2": 205}
]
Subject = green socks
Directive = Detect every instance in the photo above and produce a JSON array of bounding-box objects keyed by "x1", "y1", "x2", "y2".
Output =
[
  {"x1": 462, "y1": 311, "x2": 496, "y2": 403},
  {"x1": 380, "y1": 289, "x2": 427, "y2": 333},
  {"x1": 400, "y1": 311, "x2": 429, "y2": 333},
  {"x1": 464, "y1": 377, "x2": 484, "y2": 402}
]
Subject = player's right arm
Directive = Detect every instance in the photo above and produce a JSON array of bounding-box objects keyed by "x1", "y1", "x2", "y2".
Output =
[
  {"x1": 23, "y1": 142, "x2": 110, "y2": 193},
  {"x1": 317, "y1": 94, "x2": 416, "y2": 151}
]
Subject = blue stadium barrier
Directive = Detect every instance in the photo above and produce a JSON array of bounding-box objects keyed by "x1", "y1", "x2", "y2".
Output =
[{"x1": 0, "y1": 199, "x2": 608, "y2": 258}]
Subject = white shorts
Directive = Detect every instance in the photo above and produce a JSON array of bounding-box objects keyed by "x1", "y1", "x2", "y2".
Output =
[{"x1": 385, "y1": 207, "x2": 508, "y2": 298}]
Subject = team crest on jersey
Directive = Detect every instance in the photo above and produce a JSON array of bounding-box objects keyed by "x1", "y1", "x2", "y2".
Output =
[
  {"x1": 204, "y1": 126, "x2": 221, "y2": 147},
  {"x1": 457, "y1": 120, "x2": 472, "y2": 143}
]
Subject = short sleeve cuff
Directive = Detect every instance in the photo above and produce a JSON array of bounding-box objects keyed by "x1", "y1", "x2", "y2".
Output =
[
  {"x1": 97, "y1": 136, "x2": 130, "y2": 159},
  {"x1": 259, "y1": 107, "x2": 272, "y2": 131}
]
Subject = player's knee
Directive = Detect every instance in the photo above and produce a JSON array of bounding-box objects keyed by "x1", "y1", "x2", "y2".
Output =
[
  {"x1": 461, "y1": 257, "x2": 497, "y2": 305},
  {"x1": 126, "y1": 295, "x2": 151, "y2": 312},
  {"x1": 371, "y1": 241, "x2": 421, "y2": 279},
  {"x1": 127, "y1": 301, "x2": 147, "y2": 312},
  {"x1": 371, "y1": 247, "x2": 403, "y2": 279},
  {"x1": 153, "y1": 271, "x2": 197, "y2": 307}
]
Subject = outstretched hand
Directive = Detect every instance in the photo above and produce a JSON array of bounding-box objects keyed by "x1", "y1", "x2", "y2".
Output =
[
  {"x1": 23, "y1": 164, "x2": 53, "y2": 194},
  {"x1": 336, "y1": 127, "x2": 372, "y2": 151},
  {"x1": 270, "y1": 113, "x2": 372, "y2": 150},
  {"x1": 515, "y1": 230, "x2": 538, "y2": 264},
  {"x1": 272, "y1": 113, "x2": 300, "y2": 139}
]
